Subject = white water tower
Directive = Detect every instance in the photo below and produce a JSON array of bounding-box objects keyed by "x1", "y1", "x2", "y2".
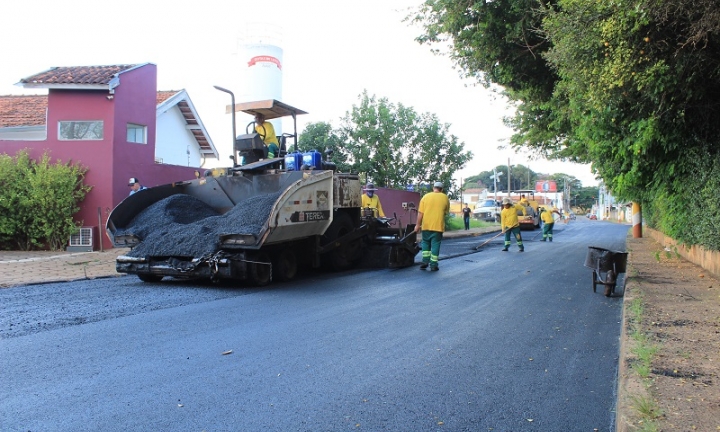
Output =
[{"x1": 236, "y1": 24, "x2": 283, "y2": 135}]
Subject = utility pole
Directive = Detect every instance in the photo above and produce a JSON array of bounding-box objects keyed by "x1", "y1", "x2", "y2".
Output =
[
  {"x1": 460, "y1": 177, "x2": 463, "y2": 205},
  {"x1": 507, "y1": 158, "x2": 512, "y2": 198}
]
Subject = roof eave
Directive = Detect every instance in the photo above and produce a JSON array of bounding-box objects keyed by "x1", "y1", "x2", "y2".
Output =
[
  {"x1": 157, "y1": 90, "x2": 219, "y2": 159},
  {"x1": 15, "y1": 83, "x2": 109, "y2": 91}
]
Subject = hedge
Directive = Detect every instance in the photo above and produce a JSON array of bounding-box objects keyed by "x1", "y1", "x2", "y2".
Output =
[{"x1": 0, "y1": 149, "x2": 91, "y2": 251}]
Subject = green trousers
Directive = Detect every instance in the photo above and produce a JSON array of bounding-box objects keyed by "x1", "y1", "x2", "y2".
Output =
[
  {"x1": 542, "y1": 222, "x2": 555, "y2": 240},
  {"x1": 421, "y1": 231, "x2": 443, "y2": 268},
  {"x1": 503, "y1": 226, "x2": 524, "y2": 250}
]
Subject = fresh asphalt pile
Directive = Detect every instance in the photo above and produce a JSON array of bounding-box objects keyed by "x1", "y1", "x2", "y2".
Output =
[{"x1": 115, "y1": 192, "x2": 282, "y2": 258}]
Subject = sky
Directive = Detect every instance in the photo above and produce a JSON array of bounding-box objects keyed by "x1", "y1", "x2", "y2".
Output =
[{"x1": 0, "y1": 0, "x2": 598, "y2": 187}]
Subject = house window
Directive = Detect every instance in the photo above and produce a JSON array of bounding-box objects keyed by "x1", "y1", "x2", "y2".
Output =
[
  {"x1": 58, "y1": 121, "x2": 103, "y2": 140},
  {"x1": 127, "y1": 123, "x2": 147, "y2": 144}
]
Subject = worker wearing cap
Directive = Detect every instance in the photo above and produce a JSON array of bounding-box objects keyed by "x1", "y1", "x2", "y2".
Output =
[
  {"x1": 361, "y1": 183, "x2": 385, "y2": 217},
  {"x1": 540, "y1": 206, "x2": 562, "y2": 242},
  {"x1": 414, "y1": 181, "x2": 450, "y2": 271},
  {"x1": 500, "y1": 197, "x2": 524, "y2": 252},
  {"x1": 128, "y1": 177, "x2": 147, "y2": 196},
  {"x1": 254, "y1": 113, "x2": 280, "y2": 158}
]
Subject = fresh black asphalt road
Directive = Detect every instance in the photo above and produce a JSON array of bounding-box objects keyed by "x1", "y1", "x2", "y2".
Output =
[{"x1": 0, "y1": 219, "x2": 629, "y2": 431}]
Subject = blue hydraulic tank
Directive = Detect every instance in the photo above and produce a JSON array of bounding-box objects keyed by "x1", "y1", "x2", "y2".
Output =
[{"x1": 302, "y1": 150, "x2": 322, "y2": 170}]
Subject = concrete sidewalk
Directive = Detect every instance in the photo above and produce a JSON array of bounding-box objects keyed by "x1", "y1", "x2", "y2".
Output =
[
  {"x1": 0, "y1": 226, "x2": 501, "y2": 288},
  {"x1": 0, "y1": 247, "x2": 130, "y2": 288}
]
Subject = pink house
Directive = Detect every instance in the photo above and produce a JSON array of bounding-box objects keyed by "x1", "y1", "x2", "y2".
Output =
[{"x1": 0, "y1": 63, "x2": 219, "y2": 250}]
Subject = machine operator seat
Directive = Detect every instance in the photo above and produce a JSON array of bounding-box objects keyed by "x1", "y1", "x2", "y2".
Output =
[{"x1": 234, "y1": 132, "x2": 267, "y2": 165}]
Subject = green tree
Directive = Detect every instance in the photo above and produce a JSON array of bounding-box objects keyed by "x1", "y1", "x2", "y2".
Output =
[
  {"x1": 24, "y1": 153, "x2": 92, "y2": 250},
  {"x1": 573, "y1": 186, "x2": 600, "y2": 212},
  {"x1": 547, "y1": 174, "x2": 581, "y2": 192},
  {"x1": 322, "y1": 91, "x2": 473, "y2": 191},
  {"x1": 409, "y1": 0, "x2": 720, "y2": 194},
  {"x1": 506, "y1": 164, "x2": 537, "y2": 190},
  {"x1": 408, "y1": 0, "x2": 566, "y2": 161},
  {"x1": 0, "y1": 149, "x2": 91, "y2": 250},
  {"x1": 0, "y1": 150, "x2": 32, "y2": 248},
  {"x1": 297, "y1": 121, "x2": 350, "y2": 172},
  {"x1": 410, "y1": 0, "x2": 720, "y2": 250},
  {"x1": 463, "y1": 174, "x2": 488, "y2": 190}
]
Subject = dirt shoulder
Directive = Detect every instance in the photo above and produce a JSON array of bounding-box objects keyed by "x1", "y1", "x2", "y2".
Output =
[{"x1": 617, "y1": 234, "x2": 720, "y2": 430}]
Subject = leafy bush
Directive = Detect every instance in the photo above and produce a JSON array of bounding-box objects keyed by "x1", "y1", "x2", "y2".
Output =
[
  {"x1": 0, "y1": 149, "x2": 91, "y2": 251},
  {"x1": 643, "y1": 155, "x2": 720, "y2": 251}
]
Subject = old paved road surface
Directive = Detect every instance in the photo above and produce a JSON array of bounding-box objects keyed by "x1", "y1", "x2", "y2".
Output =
[{"x1": 0, "y1": 220, "x2": 627, "y2": 431}]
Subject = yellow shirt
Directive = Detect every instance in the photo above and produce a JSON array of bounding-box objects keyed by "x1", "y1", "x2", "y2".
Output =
[
  {"x1": 418, "y1": 191, "x2": 450, "y2": 232},
  {"x1": 541, "y1": 208, "x2": 557, "y2": 224},
  {"x1": 255, "y1": 121, "x2": 279, "y2": 146},
  {"x1": 501, "y1": 206, "x2": 520, "y2": 230},
  {"x1": 361, "y1": 194, "x2": 385, "y2": 217},
  {"x1": 514, "y1": 203, "x2": 527, "y2": 216}
]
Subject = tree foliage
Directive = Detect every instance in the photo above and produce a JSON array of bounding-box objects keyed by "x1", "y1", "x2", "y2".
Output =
[
  {"x1": 411, "y1": 0, "x2": 720, "y2": 249},
  {"x1": 300, "y1": 91, "x2": 473, "y2": 193},
  {"x1": 297, "y1": 121, "x2": 350, "y2": 172},
  {"x1": 465, "y1": 164, "x2": 538, "y2": 191},
  {"x1": 0, "y1": 149, "x2": 91, "y2": 250}
]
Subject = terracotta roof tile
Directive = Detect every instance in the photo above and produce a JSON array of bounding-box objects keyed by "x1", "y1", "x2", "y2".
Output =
[
  {"x1": 156, "y1": 90, "x2": 180, "y2": 105},
  {"x1": 20, "y1": 65, "x2": 138, "y2": 85},
  {"x1": 0, "y1": 91, "x2": 191, "y2": 129},
  {"x1": 0, "y1": 95, "x2": 48, "y2": 127}
]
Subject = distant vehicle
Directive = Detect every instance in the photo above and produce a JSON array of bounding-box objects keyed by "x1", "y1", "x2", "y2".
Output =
[
  {"x1": 472, "y1": 198, "x2": 501, "y2": 222},
  {"x1": 588, "y1": 214, "x2": 598, "y2": 220},
  {"x1": 511, "y1": 190, "x2": 541, "y2": 230}
]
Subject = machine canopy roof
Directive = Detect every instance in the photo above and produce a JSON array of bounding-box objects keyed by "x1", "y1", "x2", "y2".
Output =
[{"x1": 226, "y1": 99, "x2": 308, "y2": 120}]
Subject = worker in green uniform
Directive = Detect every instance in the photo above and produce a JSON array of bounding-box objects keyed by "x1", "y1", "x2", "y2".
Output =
[
  {"x1": 540, "y1": 206, "x2": 562, "y2": 241},
  {"x1": 414, "y1": 181, "x2": 450, "y2": 271},
  {"x1": 500, "y1": 198, "x2": 524, "y2": 252},
  {"x1": 254, "y1": 113, "x2": 280, "y2": 158}
]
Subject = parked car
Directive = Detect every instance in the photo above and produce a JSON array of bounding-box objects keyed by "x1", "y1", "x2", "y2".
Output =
[{"x1": 472, "y1": 199, "x2": 501, "y2": 222}]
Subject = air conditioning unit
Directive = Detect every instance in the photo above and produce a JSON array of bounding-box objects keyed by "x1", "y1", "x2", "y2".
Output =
[{"x1": 67, "y1": 227, "x2": 94, "y2": 252}]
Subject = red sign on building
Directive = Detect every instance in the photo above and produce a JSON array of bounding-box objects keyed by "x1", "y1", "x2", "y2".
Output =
[{"x1": 536, "y1": 180, "x2": 557, "y2": 192}]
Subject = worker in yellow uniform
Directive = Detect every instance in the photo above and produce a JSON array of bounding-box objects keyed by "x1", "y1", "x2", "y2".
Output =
[
  {"x1": 540, "y1": 206, "x2": 562, "y2": 242},
  {"x1": 414, "y1": 181, "x2": 450, "y2": 271},
  {"x1": 501, "y1": 197, "x2": 524, "y2": 252},
  {"x1": 254, "y1": 113, "x2": 280, "y2": 158},
  {"x1": 361, "y1": 183, "x2": 385, "y2": 217}
]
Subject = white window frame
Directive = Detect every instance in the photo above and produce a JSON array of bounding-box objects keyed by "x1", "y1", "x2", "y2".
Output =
[
  {"x1": 127, "y1": 123, "x2": 147, "y2": 144},
  {"x1": 58, "y1": 121, "x2": 104, "y2": 140}
]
